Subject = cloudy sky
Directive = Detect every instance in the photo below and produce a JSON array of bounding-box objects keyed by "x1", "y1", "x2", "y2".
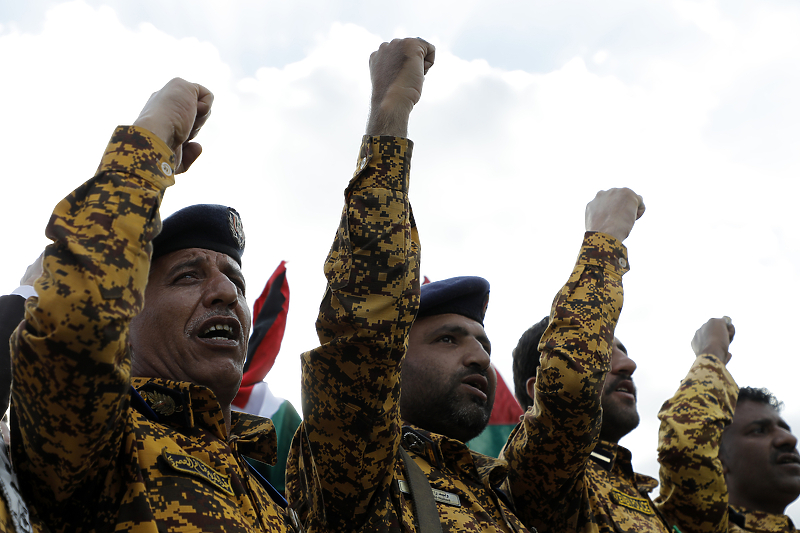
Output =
[{"x1": 2, "y1": 0, "x2": 800, "y2": 519}]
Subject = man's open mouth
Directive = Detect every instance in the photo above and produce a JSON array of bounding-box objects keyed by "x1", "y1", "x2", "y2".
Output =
[
  {"x1": 196, "y1": 316, "x2": 241, "y2": 343},
  {"x1": 612, "y1": 379, "x2": 636, "y2": 399},
  {"x1": 777, "y1": 453, "x2": 800, "y2": 465},
  {"x1": 462, "y1": 374, "x2": 489, "y2": 397},
  {"x1": 200, "y1": 324, "x2": 236, "y2": 340}
]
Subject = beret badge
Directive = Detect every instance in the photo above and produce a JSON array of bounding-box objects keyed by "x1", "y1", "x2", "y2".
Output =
[{"x1": 228, "y1": 208, "x2": 246, "y2": 250}]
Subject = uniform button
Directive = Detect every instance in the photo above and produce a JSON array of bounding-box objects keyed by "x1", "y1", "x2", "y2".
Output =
[
  {"x1": 618, "y1": 257, "x2": 627, "y2": 268},
  {"x1": 403, "y1": 432, "x2": 425, "y2": 454},
  {"x1": 161, "y1": 162, "x2": 173, "y2": 176}
]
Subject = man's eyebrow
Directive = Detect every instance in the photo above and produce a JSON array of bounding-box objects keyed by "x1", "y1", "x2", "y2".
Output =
[
  {"x1": 745, "y1": 418, "x2": 774, "y2": 429},
  {"x1": 430, "y1": 324, "x2": 469, "y2": 337},
  {"x1": 165, "y1": 257, "x2": 205, "y2": 278},
  {"x1": 429, "y1": 324, "x2": 491, "y2": 352}
]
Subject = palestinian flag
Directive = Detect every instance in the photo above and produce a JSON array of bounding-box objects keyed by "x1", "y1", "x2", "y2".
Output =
[
  {"x1": 232, "y1": 261, "x2": 301, "y2": 494},
  {"x1": 467, "y1": 366, "x2": 523, "y2": 458}
]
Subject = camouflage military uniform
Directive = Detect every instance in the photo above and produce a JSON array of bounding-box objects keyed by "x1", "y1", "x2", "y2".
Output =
[
  {"x1": 502, "y1": 233, "x2": 671, "y2": 533},
  {"x1": 11, "y1": 126, "x2": 293, "y2": 532},
  {"x1": 585, "y1": 441, "x2": 663, "y2": 531},
  {"x1": 729, "y1": 506, "x2": 797, "y2": 533},
  {"x1": 285, "y1": 136, "x2": 531, "y2": 533},
  {"x1": 655, "y1": 354, "x2": 779, "y2": 533}
]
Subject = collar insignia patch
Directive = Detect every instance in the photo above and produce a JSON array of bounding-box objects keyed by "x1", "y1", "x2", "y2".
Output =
[
  {"x1": 141, "y1": 390, "x2": 183, "y2": 417},
  {"x1": 590, "y1": 450, "x2": 613, "y2": 463},
  {"x1": 161, "y1": 449, "x2": 234, "y2": 496},
  {"x1": 610, "y1": 489, "x2": 654, "y2": 515}
]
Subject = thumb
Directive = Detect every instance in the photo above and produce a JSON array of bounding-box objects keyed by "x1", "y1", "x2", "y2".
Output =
[{"x1": 177, "y1": 142, "x2": 203, "y2": 174}]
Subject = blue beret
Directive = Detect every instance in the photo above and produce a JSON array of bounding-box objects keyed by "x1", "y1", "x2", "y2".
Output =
[
  {"x1": 152, "y1": 204, "x2": 245, "y2": 266},
  {"x1": 418, "y1": 276, "x2": 490, "y2": 326}
]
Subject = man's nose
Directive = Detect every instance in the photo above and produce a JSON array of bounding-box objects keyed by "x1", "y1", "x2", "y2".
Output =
[
  {"x1": 774, "y1": 426, "x2": 799, "y2": 451},
  {"x1": 203, "y1": 270, "x2": 239, "y2": 308},
  {"x1": 463, "y1": 337, "x2": 491, "y2": 371},
  {"x1": 612, "y1": 350, "x2": 637, "y2": 377}
]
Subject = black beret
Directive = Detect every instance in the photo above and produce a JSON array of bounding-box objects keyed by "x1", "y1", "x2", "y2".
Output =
[
  {"x1": 418, "y1": 276, "x2": 490, "y2": 326},
  {"x1": 152, "y1": 204, "x2": 245, "y2": 266}
]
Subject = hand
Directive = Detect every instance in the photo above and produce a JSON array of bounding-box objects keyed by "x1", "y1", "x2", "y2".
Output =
[
  {"x1": 691, "y1": 317, "x2": 735, "y2": 364},
  {"x1": 584, "y1": 188, "x2": 645, "y2": 242},
  {"x1": 19, "y1": 251, "x2": 44, "y2": 286},
  {"x1": 366, "y1": 38, "x2": 435, "y2": 137},
  {"x1": 133, "y1": 78, "x2": 214, "y2": 173}
]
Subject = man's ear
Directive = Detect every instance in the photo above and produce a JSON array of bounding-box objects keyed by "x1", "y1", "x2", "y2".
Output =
[{"x1": 525, "y1": 376, "x2": 536, "y2": 405}]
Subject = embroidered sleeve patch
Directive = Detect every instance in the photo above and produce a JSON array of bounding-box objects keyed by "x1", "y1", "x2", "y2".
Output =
[
  {"x1": 161, "y1": 449, "x2": 234, "y2": 496},
  {"x1": 609, "y1": 489, "x2": 654, "y2": 515}
]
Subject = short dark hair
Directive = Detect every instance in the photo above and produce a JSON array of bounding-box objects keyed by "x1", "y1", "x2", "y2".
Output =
[
  {"x1": 738, "y1": 386, "x2": 784, "y2": 411},
  {"x1": 511, "y1": 316, "x2": 550, "y2": 411}
]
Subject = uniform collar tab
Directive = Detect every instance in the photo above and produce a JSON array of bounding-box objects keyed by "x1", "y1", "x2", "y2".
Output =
[{"x1": 590, "y1": 440, "x2": 618, "y2": 470}]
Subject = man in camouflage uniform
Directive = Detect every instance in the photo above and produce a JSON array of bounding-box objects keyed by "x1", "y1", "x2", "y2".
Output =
[
  {"x1": 502, "y1": 189, "x2": 669, "y2": 533},
  {"x1": 285, "y1": 37, "x2": 537, "y2": 532},
  {"x1": 656, "y1": 317, "x2": 800, "y2": 533},
  {"x1": 10, "y1": 79, "x2": 299, "y2": 531}
]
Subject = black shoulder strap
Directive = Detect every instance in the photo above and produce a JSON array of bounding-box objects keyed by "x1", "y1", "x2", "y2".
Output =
[
  {"x1": 729, "y1": 506, "x2": 746, "y2": 528},
  {"x1": 399, "y1": 446, "x2": 443, "y2": 533},
  {"x1": 243, "y1": 456, "x2": 287, "y2": 508}
]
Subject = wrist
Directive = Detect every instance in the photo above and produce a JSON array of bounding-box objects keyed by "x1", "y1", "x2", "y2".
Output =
[{"x1": 365, "y1": 109, "x2": 411, "y2": 138}]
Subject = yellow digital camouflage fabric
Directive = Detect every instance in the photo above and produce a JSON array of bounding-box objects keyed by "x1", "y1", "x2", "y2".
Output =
[
  {"x1": 397, "y1": 425, "x2": 531, "y2": 532},
  {"x1": 655, "y1": 354, "x2": 738, "y2": 533},
  {"x1": 11, "y1": 126, "x2": 293, "y2": 532},
  {"x1": 285, "y1": 136, "x2": 531, "y2": 533},
  {"x1": 584, "y1": 441, "x2": 664, "y2": 532},
  {"x1": 502, "y1": 233, "x2": 670, "y2": 533},
  {"x1": 728, "y1": 505, "x2": 797, "y2": 533}
]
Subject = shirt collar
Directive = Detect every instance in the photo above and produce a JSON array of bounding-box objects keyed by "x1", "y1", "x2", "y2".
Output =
[
  {"x1": 400, "y1": 424, "x2": 508, "y2": 486},
  {"x1": 730, "y1": 505, "x2": 796, "y2": 533},
  {"x1": 131, "y1": 377, "x2": 277, "y2": 465}
]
